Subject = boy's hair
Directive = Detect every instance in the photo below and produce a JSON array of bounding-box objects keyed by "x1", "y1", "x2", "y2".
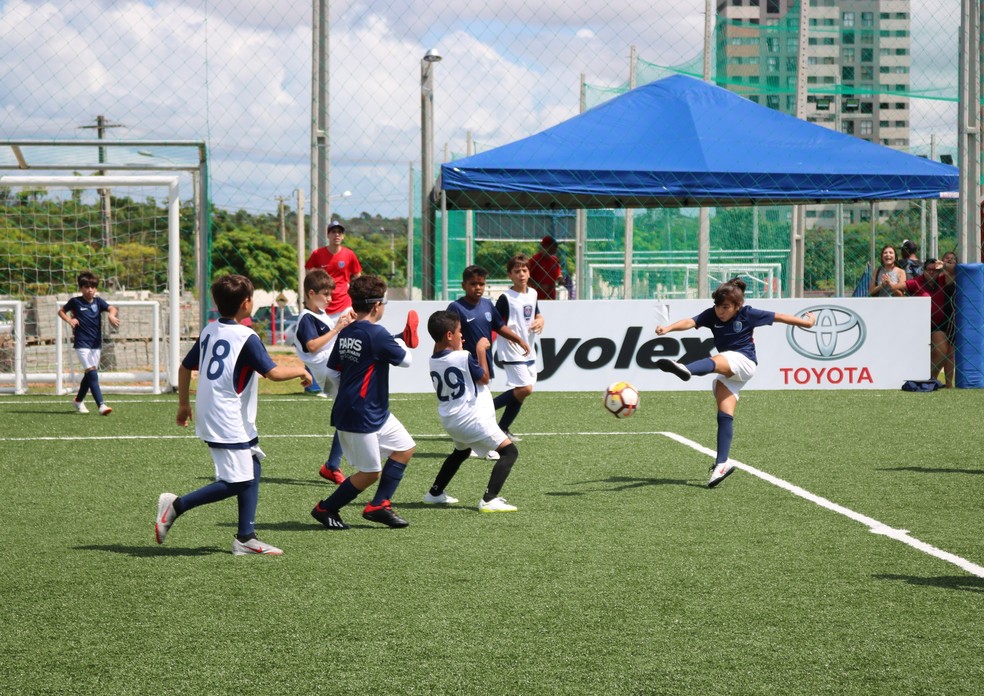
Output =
[
  {"x1": 77, "y1": 271, "x2": 99, "y2": 288},
  {"x1": 506, "y1": 254, "x2": 530, "y2": 274},
  {"x1": 462, "y1": 265, "x2": 488, "y2": 282},
  {"x1": 427, "y1": 310, "x2": 460, "y2": 343},
  {"x1": 712, "y1": 277, "x2": 747, "y2": 307},
  {"x1": 304, "y1": 268, "x2": 335, "y2": 296},
  {"x1": 350, "y1": 274, "x2": 388, "y2": 313},
  {"x1": 212, "y1": 274, "x2": 254, "y2": 318}
]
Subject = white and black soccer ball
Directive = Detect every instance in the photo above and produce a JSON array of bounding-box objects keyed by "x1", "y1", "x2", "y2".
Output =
[{"x1": 603, "y1": 381, "x2": 640, "y2": 419}]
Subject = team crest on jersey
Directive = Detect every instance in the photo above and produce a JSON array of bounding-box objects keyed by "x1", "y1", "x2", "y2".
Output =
[
  {"x1": 523, "y1": 305, "x2": 533, "y2": 320},
  {"x1": 733, "y1": 320, "x2": 743, "y2": 332},
  {"x1": 484, "y1": 311, "x2": 492, "y2": 322},
  {"x1": 338, "y1": 261, "x2": 346, "y2": 269}
]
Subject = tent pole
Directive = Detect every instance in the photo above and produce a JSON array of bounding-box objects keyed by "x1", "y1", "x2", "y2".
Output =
[
  {"x1": 697, "y1": 0, "x2": 714, "y2": 299},
  {"x1": 624, "y1": 46, "x2": 637, "y2": 300}
]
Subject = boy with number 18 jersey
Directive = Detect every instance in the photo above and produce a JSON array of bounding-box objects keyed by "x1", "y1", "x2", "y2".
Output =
[
  {"x1": 154, "y1": 274, "x2": 311, "y2": 556},
  {"x1": 422, "y1": 310, "x2": 519, "y2": 513}
]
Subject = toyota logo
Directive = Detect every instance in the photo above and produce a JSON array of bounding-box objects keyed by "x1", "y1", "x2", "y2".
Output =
[{"x1": 786, "y1": 305, "x2": 866, "y2": 360}]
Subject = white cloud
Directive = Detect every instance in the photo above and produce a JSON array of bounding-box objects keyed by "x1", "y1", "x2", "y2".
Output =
[{"x1": 0, "y1": 0, "x2": 968, "y2": 217}]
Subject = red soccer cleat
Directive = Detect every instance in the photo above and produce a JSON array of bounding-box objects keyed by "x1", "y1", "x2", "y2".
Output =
[
  {"x1": 319, "y1": 463, "x2": 346, "y2": 485},
  {"x1": 401, "y1": 310, "x2": 419, "y2": 349}
]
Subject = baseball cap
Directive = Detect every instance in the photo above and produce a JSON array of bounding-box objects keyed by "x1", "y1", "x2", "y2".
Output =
[{"x1": 327, "y1": 220, "x2": 345, "y2": 233}]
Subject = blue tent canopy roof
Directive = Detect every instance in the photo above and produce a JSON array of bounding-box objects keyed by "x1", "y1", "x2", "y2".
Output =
[{"x1": 440, "y1": 74, "x2": 959, "y2": 210}]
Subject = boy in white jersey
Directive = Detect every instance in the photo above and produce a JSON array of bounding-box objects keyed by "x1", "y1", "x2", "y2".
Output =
[
  {"x1": 154, "y1": 274, "x2": 312, "y2": 556},
  {"x1": 293, "y1": 269, "x2": 355, "y2": 485},
  {"x1": 423, "y1": 310, "x2": 520, "y2": 512},
  {"x1": 492, "y1": 254, "x2": 544, "y2": 441}
]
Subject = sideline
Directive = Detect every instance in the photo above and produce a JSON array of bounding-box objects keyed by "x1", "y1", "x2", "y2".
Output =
[{"x1": 661, "y1": 431, "x2": 984, "y2": 579}]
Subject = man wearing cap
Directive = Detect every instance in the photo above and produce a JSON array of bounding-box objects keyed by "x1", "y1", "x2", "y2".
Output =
[
  {"x1": 306, "y1": 220, "x2": 363, "y2": 319},
  {"x1": 529, "y1": 234, "x2": 563, "y2": 300},
  {"x1": 885, "y1": 257, "x2": 950, "y2": 382}
]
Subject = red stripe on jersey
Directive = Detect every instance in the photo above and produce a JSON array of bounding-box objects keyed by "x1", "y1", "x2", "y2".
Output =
[
  {"x1": 359, "y1": 364, "x2": 375, "y2": 398},
  {"x1": 236, "y1": 367, "x2": 255, "y2": 394}
]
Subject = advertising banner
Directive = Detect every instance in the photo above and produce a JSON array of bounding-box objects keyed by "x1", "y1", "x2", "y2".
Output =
[{"x1": 376, "y1": 298, "x2": 930, "y2": 393}]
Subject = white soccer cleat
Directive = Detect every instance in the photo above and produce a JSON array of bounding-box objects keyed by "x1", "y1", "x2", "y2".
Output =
[
  {"x1": 478, "y1": 497, "x2": 518, "y2": 513},
  {"x1": 155, "y1": 493, "x2": 178, "y2": 544},
  {"x1": 232, "y1": 537, "x2": 284, "y2": 556},
  {"x1": 73, "y1": 399, "x2": 89, "y2": 414},
  {"x1": 423, "y1": 491, "x2": 459, "y2": 505},
  {"x1": 98, "y1": 403, "x2": 113, "y2": 416},
  {"x1": 708, "y1": 462, "x2": 736, "y2": 488}
]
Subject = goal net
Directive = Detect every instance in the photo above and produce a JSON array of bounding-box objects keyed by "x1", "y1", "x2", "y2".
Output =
[{"x1": 0, "y1": 175, "x2": 182, "y2": 393}]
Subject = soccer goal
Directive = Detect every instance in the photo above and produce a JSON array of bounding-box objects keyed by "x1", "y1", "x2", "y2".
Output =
[{"x1": 0, "y1": 175, "x2": 182, "y2": 392}]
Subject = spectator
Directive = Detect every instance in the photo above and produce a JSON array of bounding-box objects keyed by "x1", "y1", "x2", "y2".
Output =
[
  {"x1": 871, "y1": 245, "x2": 905, "y2": 297},
  {"x1": 529, "y1": 235, "x2": 563, "y2": 300},
  {"x1": 887, "y1": 257, "x2": 950, "y2": 384},
  {"x1": 899, "y1": 239, "x2": 922, "y2": 280}
]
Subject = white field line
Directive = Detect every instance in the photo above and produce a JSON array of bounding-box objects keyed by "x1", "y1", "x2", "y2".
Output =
[{"x1": 661, "y1": 430, "x2": 984, "y2": 579}]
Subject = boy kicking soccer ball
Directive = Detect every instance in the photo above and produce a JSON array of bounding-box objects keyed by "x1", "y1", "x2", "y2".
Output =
[{"x1": 423, "y1": 310, "x2": 519, "y2": 513}]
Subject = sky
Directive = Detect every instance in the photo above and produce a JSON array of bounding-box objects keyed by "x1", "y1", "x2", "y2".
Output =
[{"x1": 0, "y1": 0, "x2": 964, "y2": 219}]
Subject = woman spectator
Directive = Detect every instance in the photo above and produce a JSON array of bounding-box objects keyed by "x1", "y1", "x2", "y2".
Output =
[{"x1": 870, "y1": 245, "x2": 905, "y2": 297}]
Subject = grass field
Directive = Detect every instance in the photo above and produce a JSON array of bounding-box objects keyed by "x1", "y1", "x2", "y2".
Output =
[{"x1": 1, "y1": 386, "x2": 983, "y2": 695}]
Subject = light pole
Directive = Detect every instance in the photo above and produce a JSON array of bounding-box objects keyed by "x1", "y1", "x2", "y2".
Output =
[{"x1": 420, "y1": 48, "x2": 442, "y2": 300}]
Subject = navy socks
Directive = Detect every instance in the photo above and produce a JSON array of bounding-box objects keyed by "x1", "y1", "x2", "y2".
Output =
[
  {"x1": 716, "y1": 412, "x2": 734, "y2": 464},
  {"x1": 687, "y1": 358, "x2": 717, "y2": 377},
  {"x1": 371, "y1": 458, "x2": 407, "y2": 505}
]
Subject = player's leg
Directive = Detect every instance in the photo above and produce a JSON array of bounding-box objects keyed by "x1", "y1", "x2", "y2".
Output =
[
  {"x1": 930, "y1": 329, "x2": 948, "y2": 383},
  {"x1": 73, "y1": 348, "x2": 95, "y2": 410},
  {"x1": 312, "y1": 431, "x2": 378, "y2": 529},
  {"x1": 87, "y1": 368, "x2": 111, "y2": 414},
  {"x1": 397, "y1": 309, "x2": 419, "y2": 349},
  {"x1": 708, "y1": 379, "x2": 740, "y2": 488},
  {"x1": 495, "y1": 364, "x2": 535, "y2": 438},
  {"x1": 480, "y1": 440, "x2": 519, "y2": 513},
  {"x1": 361, "y1": 415, "x2": 415, "y2": 527},
  {"x1": 656, "y1": 354, "x2": 733, "y2": 381},
  {"x1": 230, "y1": 453, "x2": 283, "y2": 555},
  {"x1": 424, "y1": 447, "x2": 470, "y2": 504},
  {"x1": 318, "y1": 431, "x2": 346, "y2": 484}
]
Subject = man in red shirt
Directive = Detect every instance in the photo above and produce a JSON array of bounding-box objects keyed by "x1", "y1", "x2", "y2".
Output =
[
  {"x1": 305, "y1": 220, "x2": 363, "y2": 319},
  {"x1": 529, "y1": 235, "x2": 563, "y2": 300}
]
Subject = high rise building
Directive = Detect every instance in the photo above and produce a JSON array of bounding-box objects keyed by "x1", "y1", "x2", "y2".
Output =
[{"x1": 715, "y1": 0, "x2": 911, "y2": 228}]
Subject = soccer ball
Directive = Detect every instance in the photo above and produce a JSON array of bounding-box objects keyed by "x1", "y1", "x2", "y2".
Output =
[{"x1": 603, "y1": 381, "x2": 640, "y2": 418}]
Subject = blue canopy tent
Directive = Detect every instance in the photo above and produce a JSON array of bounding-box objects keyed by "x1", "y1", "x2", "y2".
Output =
[
  {"x1": 438, "y1": 74, "x2": 959, "y2": 299},
  {"x1": 440, "y1": 74, "x2": 959, "y2": 211}
]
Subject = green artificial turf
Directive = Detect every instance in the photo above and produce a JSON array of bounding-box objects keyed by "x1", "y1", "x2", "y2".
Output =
[{"x1": 1, "y1": 389, "x2": 982, "y2": 694}]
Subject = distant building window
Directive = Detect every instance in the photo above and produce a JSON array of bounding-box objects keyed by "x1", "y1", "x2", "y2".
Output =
[
  {"x1": 859, "y1": 120, "x2": 873, "y2": 136},
  {"x1": 842, "y1": 66, "x2": 855, "y2": 81},
  {"x1": 860, "y1": 102, "x2": 873, "y2": 114},
  {"x1": 861, "y1": 12, "x2": 875, "y2": 27},
  {"x1": 767, "y1": 95, "x2": 780, "y2": 110},
  {"x1": 861, "y1": 66, "x2": 874, "y2": 80},
  {"x1": 842, "y1": 11, "x2": 855, "y2": 27},
  {"x1": 843, "y1": 48, "x2": 855, "y2": 62},
  {"x1": 767, "y1": 0, "x2": 780, "y2": 12},
  {"x1": 843, "y1": 31, "x2": 855, "y2": 45},
  {"x1": 861, "y1": 48, "x2": 873, "y2": 62}
]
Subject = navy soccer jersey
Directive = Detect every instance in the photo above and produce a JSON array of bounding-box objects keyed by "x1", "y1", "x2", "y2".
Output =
[
  {"x1": 693, "y1": 305, "x2": 775, "y2": 364},
  {"x1": 327, "y1": 319, "x2": 408, "y2": 433},
  {"x1": 62, "y1": 296, "x2": 111, "y2": 349},
  {"x1": 448, "y1": 297, "x2": 504, "y2": 377}
]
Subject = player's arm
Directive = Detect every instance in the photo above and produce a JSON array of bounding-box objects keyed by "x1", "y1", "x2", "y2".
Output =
[
  {"x1": 176, "y1": 364, "x2": 193, "y2": 426},
  {"x1": 306, "y1": 310, "x2": 355, "y2": 353},
  {"x1": 496, "y1": 324, "x2": 530, "y2": 355},
  {"x1": 530, "y1": 301, "x2": 545, "y2": 334},
  {"x1": 242, "y1": 334, "x2": 311, "y2": 386},
  {"x1": 655, "y1": 318, "x2": 696, "y2": 335},
  {"x1": 474, "y1": 337, "x2": 491, "y2": 384},
  {"x1": 106, "y1": 304, "x2": 121, "y2": 328},
  {"x1": 774, "y1": 311, "x2": 815, "y2": 329},
  {"x1": 266, "y1": 364, "x2": 312, "y2": 386},
  {"x1": 57, "y1": 307, "x2": 78, "y2": 327}
]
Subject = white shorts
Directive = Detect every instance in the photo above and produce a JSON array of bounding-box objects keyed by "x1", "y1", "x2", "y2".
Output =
[
  {"x1": 713, "y1": 351, "x2": 758, "y2": 398},
  {"x1": 502, "y1": 362, "x2": 537, "y2": 389},
  {"x1": 338, "y1": 414, "x2": 415, "y2": 473},
  {"x1": 302, "y1": 360, "x2": 333, "y2": 392},
  {"x1": 209, "y1": 445, "x2": 265, "y2": 483},
  {"x1": 442, "y1": 414, "x2": 508, "y2": 459},
  {"x1": 75, "y1": 348, "x2": 101, "y2": 371}
]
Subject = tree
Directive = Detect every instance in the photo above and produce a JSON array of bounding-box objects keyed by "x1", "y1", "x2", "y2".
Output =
[{"x1": 210, "y1": 227, "x2": 298, "y2": 291}]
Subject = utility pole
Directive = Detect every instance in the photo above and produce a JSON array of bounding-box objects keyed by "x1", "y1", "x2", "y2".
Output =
[
  {"x1": 80, "y1": 115, "x2": 124, "y2": 247},
  {"x1": 275, "y1": 196, "x2": 287, "y2": 243}
]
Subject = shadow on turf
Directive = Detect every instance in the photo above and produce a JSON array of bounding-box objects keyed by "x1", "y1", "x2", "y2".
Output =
[
  {"x1": 75, "y1": 544, "x2": 223, "y2": 557},
  {"x1": 874, "y1": 573, "x2": 984, "y2": 593},
  {"x1": 555, "y1": 474, "x2": 703, "y2": 495},
  {"x1": 877, "y1": 466, "x2": 984, "y2": 476}
]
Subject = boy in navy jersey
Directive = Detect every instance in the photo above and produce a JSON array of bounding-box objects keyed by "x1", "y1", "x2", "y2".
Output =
[
  {"x1": 492, "y1": 254, "x2": 544, "y2": 441},
  {"x1": 57, "y1": 271, "x2": 121, "y2": 415},
  {"x1": 154, "y1": 274, "x2": 312, "y2": 556},
  {"x1": 448, "y1": 265, "x2": 530, "y2": 459},
  {"x1": 423, "y1": 310, "x2": 519, "y2": 512},
  {"x1": 310, "y1": 275, "x2": 417, "y2": 530},
  {"x1": 654, "y1": 278, "x2": 815, "y2": 488}
]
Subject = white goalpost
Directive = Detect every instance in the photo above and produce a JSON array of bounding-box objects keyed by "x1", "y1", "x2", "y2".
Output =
[{"x1": 0, "y1": 175, "x2": 182, "y2": 392}]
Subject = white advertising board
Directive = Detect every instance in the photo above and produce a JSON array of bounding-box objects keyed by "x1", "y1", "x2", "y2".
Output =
[{"x1": 377, "y1": 298, "x2": 930, "y2": 393}]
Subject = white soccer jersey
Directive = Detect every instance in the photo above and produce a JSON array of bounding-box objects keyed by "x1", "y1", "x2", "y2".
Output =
[
  {"x1": 192, "y1": 321, "x2": 263, "y2": 446},
  {"x1": 495, "y1": 287, "x2": 538, "y2": 364},
  {"x1": 430, "y1": 349, "x2": 495, "y2": 427}
]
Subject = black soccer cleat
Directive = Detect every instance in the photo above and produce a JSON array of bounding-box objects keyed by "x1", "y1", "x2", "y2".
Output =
[
  {"x1": 362, "y1": 500, "x2": 409, "y2": 528},
  {"x1": 656, "y1": 358, "x2": 692, "y2": 382},
  {"x1": 311, "y1": 504, "x2": 350, "y2": 530}
]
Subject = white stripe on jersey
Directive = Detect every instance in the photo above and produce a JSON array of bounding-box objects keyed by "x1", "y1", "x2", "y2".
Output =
[
  {"x1": 194, "y1": 321, "x2": 260, "y2": 446},
  {"x1": 496, "y1": 287, "x2": 537, "y2": 363},
  {"x1": 294, "y1": 307, "x2": 336, "y2": 367}
]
